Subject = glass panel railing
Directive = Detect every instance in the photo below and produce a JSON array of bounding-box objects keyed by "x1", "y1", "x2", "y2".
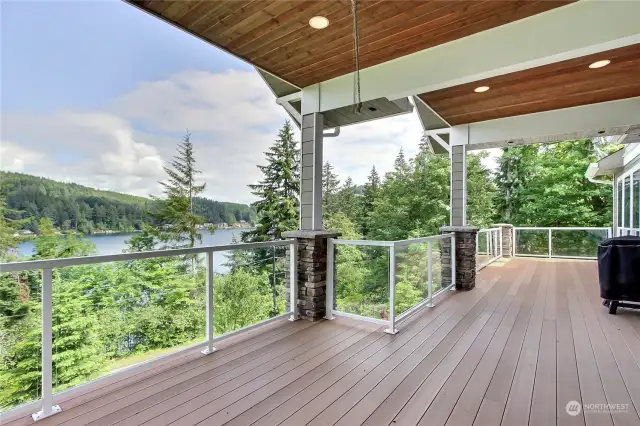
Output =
[
  {"x1": 515, "y1": 229, "x2": 549, "y2": 256},
  {"x1": 1, "y1": 270, "x2": 42, "y2": 411},
  {"x1": 333, "y1": 243, "x2": 390, "y2": 323},
  {"x1": 0, "y1": 239, "x2": 296, "y2": 416},
  {"x1": 551, "y1": 229, "x2": 609, "y2": 258}
]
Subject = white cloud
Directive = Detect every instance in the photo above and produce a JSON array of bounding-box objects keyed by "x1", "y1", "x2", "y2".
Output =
[{"x1": 2, "y1": 68, "x2": 477, "y2": 203}]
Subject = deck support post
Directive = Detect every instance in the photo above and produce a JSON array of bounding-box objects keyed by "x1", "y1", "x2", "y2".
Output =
[
  {"x1": 283, "y1": 231, "x2": 341, "y2": 321},
  {"x1": 440, "y1": 226, "x2": 479, "y2": 291}
]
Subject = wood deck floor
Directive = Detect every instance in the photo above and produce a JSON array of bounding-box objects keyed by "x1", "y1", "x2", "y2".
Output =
[{"x1": 4, "y1": 258, "x2": 640, "y2": 426}]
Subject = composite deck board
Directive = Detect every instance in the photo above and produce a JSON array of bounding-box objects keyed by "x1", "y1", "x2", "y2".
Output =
[{"x1": 5, "y1": 258, "x2": 640, "y2": 426}]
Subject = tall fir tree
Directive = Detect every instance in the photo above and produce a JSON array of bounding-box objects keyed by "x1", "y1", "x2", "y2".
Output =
[
  {"x1": 493, "y1": 145, "x2": 537, "y2": 222},
  {"x1": 243, "y1": 121, "x2": 299, "y2": 243},
  {"x1": 243, "y1": 121, "x2": 299, "y2": 316},
  {"x1": 360, "y1": 166, "x2": 381, "y2": 235},
  {"x1": 335, "y1": 176, "x2": 360, "y2": 224},
  {"x1": 322, "y1": 161, "x2": 341, "y2": 218},
  {"x1": 152, "y1": 132, "x2": 209, "y2": 249}
]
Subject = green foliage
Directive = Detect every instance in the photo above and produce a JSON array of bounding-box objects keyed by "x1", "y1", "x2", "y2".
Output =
[
  {"x1": 244, "y1": 121, "x2": 299, "y2": 243},
  {"x1": 494, "y1": 140, "x2": 612, "y2": 226}
]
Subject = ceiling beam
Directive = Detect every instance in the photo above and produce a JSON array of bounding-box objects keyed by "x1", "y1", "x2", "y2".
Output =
[
  {"x1": 306, "y1": 1, "x2": 640, "y2": 114},
  {"x1": 450, "y1": 97, "x2": 640, "y2": 150}
]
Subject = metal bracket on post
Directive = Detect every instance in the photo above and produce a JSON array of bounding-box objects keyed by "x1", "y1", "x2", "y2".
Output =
[
  {"x1": 426, "y1": 241, "x2": 434, "y2": 307},
  {"x1": 201, "y1": 251, "x2": 216, "y2": 355},
  {"x1": 32, "y1": 268, "x2": 62, "y2": 421},
  {"x1": 289, "y1": 240, "x2": 298, "y2": 321},
  {"x1": 324, "y1": 238, "x2": 335, "y2": 320},
  {"x1": 385, "y1": 245, "x2": 398, "y2": 334}
]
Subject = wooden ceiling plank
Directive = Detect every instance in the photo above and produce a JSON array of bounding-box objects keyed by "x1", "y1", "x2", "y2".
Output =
[
  {"x1": 230, "y1": 1, "x2": 337, "y2": 54},
  {"x1": 287, "y1": 1, "x2": 527, "y2": 83},
  {"x1": 161, "y1": 0, "x2": 200, "y2": 20},
  {"x1": 445, "y1": 85, "x2": 640, "y2": 124},
  {"x1": 271, "y1": 0, "x2": 462, "y2": 76},
  {"x1": 199, "y1": 0, "x2": 280, "y2": 43},
  {"x1": 417, "y1": 44, "x2": 640, "y2": 124},
  {"x1": 205, "y1": 0, "x2": 300, "y2": 45},
  {"x1": 260, "y1": 1, "x2": 409, "y2": 71},
  {"x1": 185, "y1": 1, "x2": 253, "y2": 34},
  {"x1": 420, "y1": 44, "x2": 640, "y2": 107},
  {"x1": 241, "y1": 1, "x2": 355, "y2": 59},
  {"x1": 141, "y1": 0, "x2": 174, "y2": 15},
  {"x1": 424, "y1": 45, "x2": 640, "y2": 104},
  {"x1": 431, "y1": 66, "x2": 640, "y2": 117},
  {"x1": 178, "y1": 1, "x2": 231, "y2": 28},
  {"x1": 290, "y1": 1, "x2": 566, "y2": 87},
  {"x1": 249, "y1": 0, "x2": 391, "y2": 66}
]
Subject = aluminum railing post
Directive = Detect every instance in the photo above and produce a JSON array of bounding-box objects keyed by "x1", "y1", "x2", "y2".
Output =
[
  {"x1": 32, "y1": 268, "x2": 61, "y2": 421},
  {"x1": 325, "y1": 238, "x2": 335, "y2": 320},
  {"x1": 450, "y1": 234, "x2": 456, "y2": 291},
  {"x1": 427, "y1": 241, "x2": 434, "y2": 307},
  {"x1": 289, "y1": 240, "x2": 298, "y2": 321},
  {"x1": 201, "y1": 251, "x2": 216, "y2": 355},
  {"x1": 385, "y1": 245, "x2": 398, "y2": 334},
  {"x1": 548, "y1": 229, "x2": 552, "y2": 258}
]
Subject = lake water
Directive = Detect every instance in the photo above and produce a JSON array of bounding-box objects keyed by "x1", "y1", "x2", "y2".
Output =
[{"x1": 17, "y1": 229, "x2": 247, "y2": 273}]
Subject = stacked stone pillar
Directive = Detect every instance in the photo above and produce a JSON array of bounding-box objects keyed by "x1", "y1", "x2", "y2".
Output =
[
  {"x1": 283, "y1": 230, "x2": 340, "y2": 321},
  {"x1": 492, "y1": 223, "x2": 514, "y2": 257},
  {"x1": 440, "y1": 226, "x2": 479, "y2": 291}
]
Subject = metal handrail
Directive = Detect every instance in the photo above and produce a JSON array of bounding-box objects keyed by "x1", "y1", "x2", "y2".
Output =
[
  {"x1": 326, "y1": 233, "x2": 456, "y2": 335},
  {"x1": 0, "y1": 239, "x2": 298, "y2": 421}
]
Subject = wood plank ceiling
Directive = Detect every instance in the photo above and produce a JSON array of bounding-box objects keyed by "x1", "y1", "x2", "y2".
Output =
[
  {"x1": 419, "y1": 43, "x2": 640, "y2": 125},
  {"x1": 129, "y1": 0, "x2": 572, "y2": 88}
]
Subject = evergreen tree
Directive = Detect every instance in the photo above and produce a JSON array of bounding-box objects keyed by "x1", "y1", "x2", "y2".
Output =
[
  {"x1": 335, "y1": 176, "x2": 360, "y2": 224},
  {"x1": 152, "y1": 132, "x2": 210, "y2": 249},
  {"x1": 243, "y1": 121, "x2": 299, "y2": 316},
  {"x1": 393, "y1": 148, "x2": 409, "y2": 172},
  {"x1": 494, "y1": 145, "x2": 537, "y2": 222},
  {"x1": 360, "y1": 166, "x2": 381, "y2": 235},
  {"x1": 244, "y1": 121, "x2": 299, "y2": 242},
  {"x1": 322, "y1": 162, "x2": 341, "y2": 217}
]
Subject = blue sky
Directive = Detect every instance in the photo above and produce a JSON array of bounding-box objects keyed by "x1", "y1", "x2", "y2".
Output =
[
  {"x1": 0, "y1": 0, "x2": 427, "y2": 204},
  {"x1": 2, "y1": 0, "x2": 248, "y2": 112}
]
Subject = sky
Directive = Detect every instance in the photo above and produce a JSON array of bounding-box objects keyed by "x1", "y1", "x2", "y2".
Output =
[{"x1": 1, "y1": 0, "x2": 496, "y2": 205}]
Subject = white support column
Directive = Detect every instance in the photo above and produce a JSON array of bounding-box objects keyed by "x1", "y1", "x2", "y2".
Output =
[
  {"x1": 450, "y1": 144, "x2": 467, "y2": 226},
  {"x1": 300, "y1": 113, "x2": 324, "y2": 230}
]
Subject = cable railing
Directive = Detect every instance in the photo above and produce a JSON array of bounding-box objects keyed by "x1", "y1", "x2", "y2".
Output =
[
  {"x1": 326, "y1": 233, "x2": 456, "y2": 336},
  {"x1": 476, "y1": 228, "x2": 502, "y2": 270},
  {"x1": 513, "y1": 227, "x2": 611, "y2": 259},
  {"x1": 0, "y1": 239, "x2": 297, "y2": 421}
]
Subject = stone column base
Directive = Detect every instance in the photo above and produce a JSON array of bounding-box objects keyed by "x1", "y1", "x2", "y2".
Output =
[
  {"x1": 492, "y1": 223, "x2": 514, "y2": 257},
  {"x1": 283, "y1": 230, "x2": 340, "y2": 321},
  {"x1": 440, "y1": 226, "x2": 479, "y2": 291}
]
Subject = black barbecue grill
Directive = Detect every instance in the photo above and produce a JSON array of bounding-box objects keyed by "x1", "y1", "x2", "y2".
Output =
[{"x1": 598, "y1": 236, "x2": 640, "y2": 314}]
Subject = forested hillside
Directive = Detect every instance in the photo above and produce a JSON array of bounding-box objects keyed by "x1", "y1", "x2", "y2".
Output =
[{"x1": 0, "y1": 172, "x2": 255, "y2": 234}]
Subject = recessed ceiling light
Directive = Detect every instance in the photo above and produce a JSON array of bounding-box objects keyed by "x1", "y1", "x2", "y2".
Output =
[
  {"x1": 474, "y1": 86, "x2": 490, "y2": 93},
  {"x1": 309, "y1": 16, "x2": 329, "y2": 29},
  {"x1": 589, "y1": 60, "x2": 610, "y2": 69}
]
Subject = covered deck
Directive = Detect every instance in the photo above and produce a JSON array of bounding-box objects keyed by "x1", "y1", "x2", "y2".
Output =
[{"x1": 4, "y1": 257, "x2": 640, "y2": 426}]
